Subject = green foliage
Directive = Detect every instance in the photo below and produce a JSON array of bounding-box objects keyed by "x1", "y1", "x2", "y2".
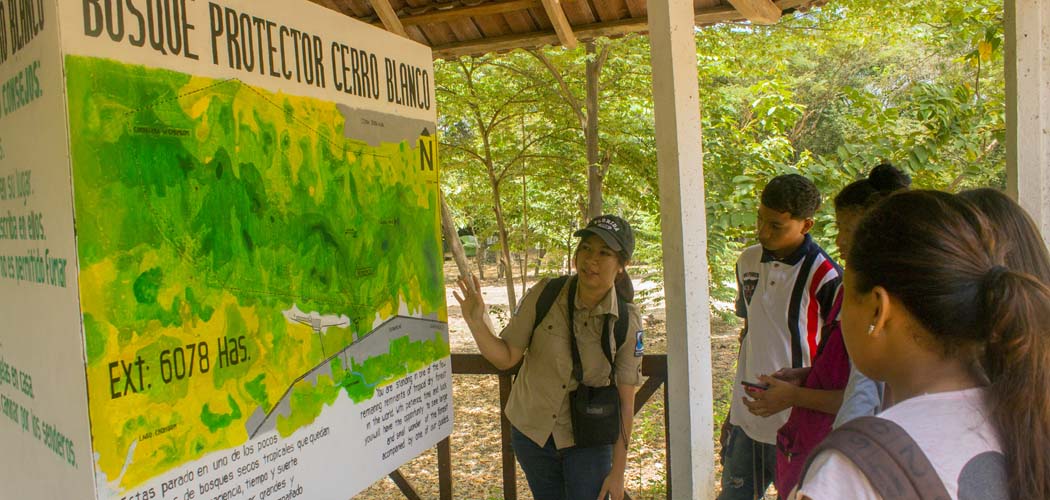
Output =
[{"x1": 437, "y1": 0, "x2": 1005, "y2": 301}]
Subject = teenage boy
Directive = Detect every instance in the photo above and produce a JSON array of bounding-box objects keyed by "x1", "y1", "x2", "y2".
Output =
[{"x1": 718, "y1": 174, "x2": 841, "y2": 500}]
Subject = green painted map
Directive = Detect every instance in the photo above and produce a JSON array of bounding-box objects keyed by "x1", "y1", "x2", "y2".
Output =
[{"x1": 65, "y1": 56, "x2": 447, "y2": 489}]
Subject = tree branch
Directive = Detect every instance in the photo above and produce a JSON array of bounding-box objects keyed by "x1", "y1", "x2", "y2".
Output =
[{"x1": 527, "y1": 49, "x2": 586, "y2": 128}]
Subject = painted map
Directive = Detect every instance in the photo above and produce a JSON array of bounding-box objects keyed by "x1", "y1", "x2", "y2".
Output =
[{"x1": 65, "y1": 56, "x2": 448, "y2": 490}]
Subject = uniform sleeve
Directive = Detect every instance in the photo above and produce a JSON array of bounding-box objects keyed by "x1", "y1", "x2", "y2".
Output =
[
  {"x1": 499, "y1": 278, "x2": 550, "y2": 351},
  {"x1": 614, "y1": 302, "x2": 645, "y2": 387},
  {"x1": 792, "y1": 449, "x2": 881, "y2": 500},
  {"x1": 734, "y1": 262, "x2": 748, "y2": 319}
]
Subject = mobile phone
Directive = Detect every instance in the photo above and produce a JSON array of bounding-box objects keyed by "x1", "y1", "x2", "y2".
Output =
[{"x1": 742, "y1": 380, "x2": 769, "y2": 391}]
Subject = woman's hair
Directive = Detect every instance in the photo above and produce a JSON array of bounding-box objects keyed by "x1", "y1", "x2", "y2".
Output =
[
  {"x1": 960, "y1": 188, "x2": 1050, "y2": 282},
  {"x1": 848, "y1": 190, "x2": 1050, "y2": 499},
  {"x1": 834, "y1": 163, "x2": 912, "y2": 211}
]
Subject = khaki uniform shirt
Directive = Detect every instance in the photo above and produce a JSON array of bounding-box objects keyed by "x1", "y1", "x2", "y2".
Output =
[{"x1": 502, "y1": 277, "x2": 644, "y2": 449}]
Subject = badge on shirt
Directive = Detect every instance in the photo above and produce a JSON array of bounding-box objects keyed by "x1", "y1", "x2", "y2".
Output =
[{"x1": 634, "y1": 330, "x2": 644, "y2": 357}]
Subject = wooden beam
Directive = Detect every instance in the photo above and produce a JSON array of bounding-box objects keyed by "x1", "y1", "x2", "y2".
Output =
[
  {"x1": 388, "y1": 470, "x2": 423, "y2": 500},
  {"x1": 433, "y1": 0, "x2": 811, "y2": 58},
  {"x1": 725, "y1": 0, "x2": 781, "y2": 24},
  {"x1": 312, "y1": 0, "x2": 348, "y2": 14},
  {"x1": 539, "y1": 0, "x2": 578, "y2": 49},
  {"x1": 370, "y1": 0, "x2": 541, "y2": 28},
  {"x1": 413, "y1": 0, "x2": 539, "y2": 26},
  {"x1": 368, "y1": 0, "x2": 409, "y2": 36}
]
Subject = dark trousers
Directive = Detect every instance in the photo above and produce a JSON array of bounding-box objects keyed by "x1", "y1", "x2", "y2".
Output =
[
  {"x1": 511, "y1": 427, "x2": 613, "y2": 500},
  {"x1": 718, "y1": 425, "x2": 777, "y2": 500}
]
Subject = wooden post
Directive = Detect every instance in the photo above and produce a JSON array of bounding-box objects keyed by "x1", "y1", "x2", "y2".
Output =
[
  {"x1": 647, "y1": 0, "x2": 716, "y2": 496},
  {"x1": 1005, "y1": 0, "x2": 1050, "y2": 241},
  {"x1": 438, "y1": 438, "x2": 453, "y2": 500},
  {"x1": 498, "y1": 374, "x2": 518, "y2": 500}
]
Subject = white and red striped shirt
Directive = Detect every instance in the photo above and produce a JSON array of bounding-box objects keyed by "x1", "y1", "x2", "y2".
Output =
[{"x1": 730, "y1": 234, "x2": 841, "y2": 444}]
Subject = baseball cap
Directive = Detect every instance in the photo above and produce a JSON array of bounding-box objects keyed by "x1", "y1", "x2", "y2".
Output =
[{"x1": 573, "y1": 215, "x2": 635, "y2": 260}]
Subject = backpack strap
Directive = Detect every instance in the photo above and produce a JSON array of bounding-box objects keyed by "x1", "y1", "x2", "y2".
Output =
[
  {"x1": 504, "y1": 276, "x2": 570, "y2": 378},
  {"x1": 532, "y1": 275, "x2": 570, "y2": 335},
  {"x1": 799, "y1": 416, "x2": 951, "y2": 500},
  {"x1": 602, "y1": 297, "x2": 630, "y2": 364}
]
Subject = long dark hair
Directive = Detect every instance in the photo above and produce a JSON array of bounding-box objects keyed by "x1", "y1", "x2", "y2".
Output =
[
  {"x1": 848, "y1": 190, "x2": 1050, "y2": 499},
  {"x1": 960, "y1": 188, "x2": 1050, "y2": 282}
]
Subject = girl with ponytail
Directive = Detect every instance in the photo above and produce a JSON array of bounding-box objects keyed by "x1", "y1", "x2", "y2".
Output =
[{"x1": 794, "y1": 190, "x2": 1050, "y2": 500}]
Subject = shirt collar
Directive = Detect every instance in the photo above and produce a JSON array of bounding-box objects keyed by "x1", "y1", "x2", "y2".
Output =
[
  {"x1": 572, "y1": 280, "x2": 619, "y2": 318},
  {"x1": 760, "y1": 234, "x2": 814, "y2": 265}
]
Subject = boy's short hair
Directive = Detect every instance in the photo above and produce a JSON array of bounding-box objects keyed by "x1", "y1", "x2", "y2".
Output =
[{"x1": 761, "y1": 174, "x2": 821, "y2": 219}]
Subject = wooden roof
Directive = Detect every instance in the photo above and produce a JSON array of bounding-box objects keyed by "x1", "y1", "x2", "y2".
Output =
[{"x1": 309, "y1": 0, "x2": 829, "y2": 59}]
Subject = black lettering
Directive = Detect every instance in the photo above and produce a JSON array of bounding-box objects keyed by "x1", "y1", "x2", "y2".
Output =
[
  {"x1": 265, "y1": 20, "x2": 278, "y2": 77},
  {"x1": 83, "y1": 0, "x2": 103, "y2": 37},
  {"x1": 385, "y1": 57, "x2": 395, "y2": 103},
  {"x1": 299, "y1": 32, "x2": 312, "y2": 84},
  {"x1": 208, "y1": 2, "x2": 222, "y2": 64},
  {"x1": 164, "y1": 0, "x2": 183, "y2": 56},
  {"x1": 289, "y1": 28, "x2": 301, "y2": 82},
  {"x1": 103, "y1": 0, "x2": 125, "y2": 41},
  {"x1": 352, "y1": 48, "x2": 363, "y2": 94},
  {"x1": 279, "y1": 26, "x2": 291, "y2": 78},
  {"x1": 312, "y1": 35, "x2": 324, "y2": 88},
  {"x1": 145, "y1": 0, "x2": 166, "y2": 54},
  {"x1": 181, "y1": 0, "x2": 197, "y2": 59},
  {"x1": 127, "y1": 0, "x2": 146, "y2": 47},
  {"x1": 109, "y1": 361, "x2": 121, "y2": 399},
  {"x1": 332, "y1": 42, "x2": 343, "y2": 92},
  {"x1": 252, "y1": 16, "x2": 266, "y2": 75},
  {"x1": 238, "y1": 13, "x2": 254, "y2": 72},
  {"x1": 224, "y1": 7, "x2": 240, "y2": 69}
]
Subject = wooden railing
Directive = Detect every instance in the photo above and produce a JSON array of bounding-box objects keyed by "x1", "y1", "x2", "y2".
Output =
[{"x1": 387, "y1": 353, "x2": 671, "y2": 499}]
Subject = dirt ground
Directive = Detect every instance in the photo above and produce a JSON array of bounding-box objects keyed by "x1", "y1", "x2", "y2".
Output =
[{"x1": 355, "y1": 262, "x2": 749, "y2": 499}]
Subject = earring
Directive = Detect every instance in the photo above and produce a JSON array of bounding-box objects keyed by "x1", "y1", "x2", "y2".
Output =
[{"x1": 867, "y1": 324, "x2": 876, "y2": 335}]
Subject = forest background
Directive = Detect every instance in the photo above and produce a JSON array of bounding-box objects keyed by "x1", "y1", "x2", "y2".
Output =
[
  {"x1": 437, "y1": 0, "x2": 1006, "y2": 310},
  {"x1": 362, "y1": 0, "x2": 1007, "y2": 497}
]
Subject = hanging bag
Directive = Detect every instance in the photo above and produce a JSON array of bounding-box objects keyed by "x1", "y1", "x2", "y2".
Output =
[{"x1": 565, "y1": 277, "x2": 623, "y2": 448}]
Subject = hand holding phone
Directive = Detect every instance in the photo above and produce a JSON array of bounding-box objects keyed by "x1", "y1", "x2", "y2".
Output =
[{"x1": 742, "y1": 380, "x2": 769, "y2": 392}]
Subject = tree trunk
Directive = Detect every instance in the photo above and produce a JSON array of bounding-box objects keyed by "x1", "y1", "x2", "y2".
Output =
[
  {"x1": 490, "y1": 174, "x2": 518, "y2": 310},
  {"x1": 439, "y1": 191, "x2": 472, "y2": 278},
  {"x1": 585, "y1": 42, "x2": 603, "y2": 220},
  {"x1": 475, "y1": 241, "x2": 486, "y2": 280},
  {"x1": 521, "y1": 124, "x2": 529, "y2": 297}
]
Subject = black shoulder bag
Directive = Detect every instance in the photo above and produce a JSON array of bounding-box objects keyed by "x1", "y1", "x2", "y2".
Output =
[{"x1": 566, "y1": 277, "x2": 623, "y2": 448}]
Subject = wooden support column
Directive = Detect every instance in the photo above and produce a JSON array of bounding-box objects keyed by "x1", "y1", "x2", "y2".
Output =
[
  {"x1": 647, "y1": 0, "x2": 715, "y2": 497},
  {"x1": 1006, "y1": 0, "x2": 1050, "y2": 241}
]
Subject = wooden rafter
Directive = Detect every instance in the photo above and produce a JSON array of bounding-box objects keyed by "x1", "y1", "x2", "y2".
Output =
[
  {"x1": 368, "y1": 0, "x2": 409, "y2": 36},
  {"x1": 433, "y1": 0, "x2": 810, "y2": 58},
  {"x1": 371, "y1": 0, "x2": 542, "y2": 28},
  {"x1": 725, "y1": 0, "x2": 781, "y2": 24},
  {"x1": 539, "y1": 0, "x2": 578, "y2": 49},
  {"x1": 312, "y1": 0, "x2": 348, "y2": 14}
]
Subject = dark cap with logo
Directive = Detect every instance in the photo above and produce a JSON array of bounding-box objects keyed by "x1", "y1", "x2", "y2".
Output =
[{"x1": 574, "y1": 214, "x2": 635, "y2": 260}]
